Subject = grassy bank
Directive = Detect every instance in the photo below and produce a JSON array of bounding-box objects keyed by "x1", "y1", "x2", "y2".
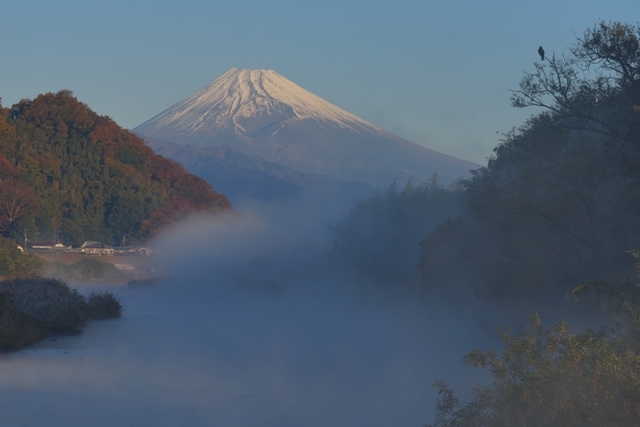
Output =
[
  {"x1": 37, "y1": 253, "x2": 159, "y2": 283},
  {"x1": 0, "y1": 277, "x2": 122, "y2": 351}
]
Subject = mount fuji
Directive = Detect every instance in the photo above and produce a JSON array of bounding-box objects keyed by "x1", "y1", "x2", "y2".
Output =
[{"x1": 134, "y1": 68, "x2": 478, "y2": 187}]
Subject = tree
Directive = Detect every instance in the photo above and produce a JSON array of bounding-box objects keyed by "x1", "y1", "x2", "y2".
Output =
[
  {"x1": 421, "y1": 22, "x2": 640, "y2": 301},
  {"x1": 0, "y1": 90, "x2": 231, "y2": 245},
  {"x1": 510, "y1": 21, "x2": 640, "y2": 161},
  {"x1": 427, "y1": 315, "x2": 640, "y2": 427},
  {"x1": 425, "y1": 253, "x2": 640, "y2": 427},
  {"x1": 0, "y1": 179, "x2": 40, "y2": 234},
  {"x1": 330, "y1": 175, "x2": 466, "y2": 286},
  {"x1": 568, "y1": 250, "x2": 640, "y2": 347},
  {"x1": 0, "y1": 237, "x2": 44, "y2": 278}
]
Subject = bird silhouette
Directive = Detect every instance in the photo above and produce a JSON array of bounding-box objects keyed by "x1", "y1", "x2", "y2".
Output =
[{"x1": 538, "y1": 46, "x2": 545, "y2": 61}]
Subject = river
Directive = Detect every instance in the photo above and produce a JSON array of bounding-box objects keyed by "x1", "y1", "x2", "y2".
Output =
[{"x1": 0, "y1": 214, "x2": 492, "y2": 427}]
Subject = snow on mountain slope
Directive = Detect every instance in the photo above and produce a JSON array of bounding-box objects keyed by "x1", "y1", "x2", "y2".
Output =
[
  {"x1": 136, "y1": 68, "x2": 389, "y2": 139},
  {"x1": 134, "y1": 68, "x2": 480, "y2": 187}
]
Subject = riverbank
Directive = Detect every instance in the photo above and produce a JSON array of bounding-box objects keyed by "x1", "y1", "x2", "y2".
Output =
[
  {"x1": 0, "y1": 277, "x2": 122, "y2": 351},
  {"x1": 36, "y1": 253, "x2": 161, "y2": 284}
]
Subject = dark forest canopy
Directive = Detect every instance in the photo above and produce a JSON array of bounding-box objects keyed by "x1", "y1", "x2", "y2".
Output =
[
  {"x1": 419, "y1": 21, "x2": 640, "y2": 302},
  {"x1": 329, "y1": 174, "x2": 467, "y2": 287},
  {"x1": 0, "y1": 90, "x2": 230, "y2": 246},
  {"x1": 421, "y1": 21, "x2": 640, "y2": 426},
  {"x1": 326, "y1": 20, "x2": 640, "y2": 427},
  {"x1": 327, "y1": 21, "x2": 640, "y2": 311}
]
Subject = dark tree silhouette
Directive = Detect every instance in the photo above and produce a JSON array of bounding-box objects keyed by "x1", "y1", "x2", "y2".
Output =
[{"x1": 0, "y1": 179, "x2": 40, "y2": 233}]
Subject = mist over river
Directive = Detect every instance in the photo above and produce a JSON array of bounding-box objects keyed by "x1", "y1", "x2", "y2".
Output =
[{"x1": 0, "y1": 212, "x2": 493, "y2": 427}]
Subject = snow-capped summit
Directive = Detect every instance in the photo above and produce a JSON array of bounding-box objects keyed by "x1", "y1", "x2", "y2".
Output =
[
  {"x1": 134, "y1": 68, "x2": 478, "y2": 186},
  {"x1": 136, "y1": 68, "x2": 388, "y2": 140}
]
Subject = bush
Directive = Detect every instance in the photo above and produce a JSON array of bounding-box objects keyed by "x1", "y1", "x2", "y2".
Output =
[
  {"x1": 44, "y1": 257, "x2": 126, "y2": 282},
  {"x1": 0, "y1": 237, "x2": 45, "y2": 278},
  {"x1": 0, "y1": 292, "x2": 45, "y2": 350},
  {"x1": 0, "y1": 277, "x2": 87, "y2": 334},
  {"x1": 71, "y1": 258, "x2": 124, "y2": 280},
  {"x1": 427, "y1": 314, "x2": 640, "y2": 427},
  {"x1": 0, "y1": 277, "x2": 123, "y2": 351},
  {"x1": 86, "y1": 291, "x2": 122, "y2": 320}
]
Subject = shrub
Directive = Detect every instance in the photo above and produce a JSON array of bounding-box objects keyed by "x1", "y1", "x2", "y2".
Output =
[
  {"x1": 0, "y1": 291, "x2": 45, "y2": 350},
  {"x1": 427, "y1": 314, "x2": 640, "y2": 427},
  {"x1": 71, "y1": 258, "x2": 123, "y2": 280},
  {"x1": 48, "y1": 260, "x2": 72, "y2": 276},
  {"x1": 0, "y1": 237, "x2": 45, "y2": 278},
  {"x1": 43, "y1": 257, "x2": 126, "y2": 282},
  {"x1": 86, "y1": 291, "x2": 122, "y2": 320},
  {"x1": 0, "y1": 277, "x2": 123, "y2": 351},
  {"x1": 0, "y1": 277, "x2": 87, "y2": 334}
]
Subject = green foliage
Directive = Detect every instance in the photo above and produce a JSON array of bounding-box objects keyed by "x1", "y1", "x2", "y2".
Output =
[
  {"x1": 71, "y1": 258, "x2": 123, "y2": 280},
  {"x1": 422, "y1": 21, "x2": 640, "y2": 426},
  {"x1": 85, "y1": 291, "x2": 122, "y2": 320},
  {"x1": 0, "y1": 237, "x2": 45, "y2": 278},
  {"x1": 0, "y1": 277, "x2": 87, "y2": 336},
  {"x1": 420, "y1": 21, "x2": 640, "y2": 301},
  {"x1": 496, "y1": 21, "x2": 640, "y2": 259},
  {"x1": 0, "y1": 90, "x2": 230, "y2": 246},
  {"x1": 46, "y1": 257, "x2": 125, "y2": 281},
  {"x1": 427, "y1": 315, "x2": 640, "y2": 427},
  {"x1": 427, "y1": 234, "x2": 640, "y2": 427},
  {"x1": 0, "y1": 277, "x2": 123, "y2": 350},
  {"x1": 0, "y1": 291, "x2": 46, "y2": 350},
  {"x1": 568, "y1": 250, "x2": 640, "y2": 346}
]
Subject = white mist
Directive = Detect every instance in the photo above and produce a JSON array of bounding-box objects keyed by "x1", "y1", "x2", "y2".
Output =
[{"x1": 0, "y1": 208, "x2": 491, "y2": 427}]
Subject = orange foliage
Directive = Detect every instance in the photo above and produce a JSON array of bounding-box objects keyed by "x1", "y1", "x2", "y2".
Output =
[
  {"x1": 16, "y1": 90, "x2": 95, "y2": 136},
  {"x1": 138, "y1": 196, "x2": 199, "y2": 239},
  {"x1": 0, "y1": 179, "x2": 40, "y2": 232},
  {"x1": 5, "y1": 90, "x2": 231, "y2": 242},
  {"x1": 0, "y1": 155, "x2": 17, "y2": 180}
]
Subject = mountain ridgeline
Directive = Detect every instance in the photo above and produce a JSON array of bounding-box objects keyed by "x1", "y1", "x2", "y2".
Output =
[
  {"x1": 0, "y1": 91, "x2": 230, "y2": 246},
  {"x1": 145, "y1": 137, "x2": 377, "y2": 205},
  {"x1": 134, "y1": 68, "x2": 478, "y2": 188}
]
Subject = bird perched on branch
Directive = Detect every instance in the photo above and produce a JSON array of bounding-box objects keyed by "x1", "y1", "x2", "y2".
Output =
[{"x1": 538, "y1": 46, "x2": 545, "y2": 61}]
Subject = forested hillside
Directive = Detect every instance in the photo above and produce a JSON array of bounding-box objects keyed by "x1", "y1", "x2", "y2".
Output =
[
  {"x1": 0, "y1": 90, "x2": 230, "y2": 246},
  {"x1": 420, "y1": 21, "x2": 640, "y2": 303},
  {"x1": 332, "y1": 22, "x2": 640, "y2": 304},
  {"x1": 330, "y1": 174, "x2": 466, "y2": 286},
  {"x1": 327, "y1": 21, "x2": 640, "y2": 426}
]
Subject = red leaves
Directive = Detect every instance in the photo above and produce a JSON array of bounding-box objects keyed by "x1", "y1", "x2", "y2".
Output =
[
  {"x1": 139, "y1": 196, "x2": 198, "y2": 239},
  {"x1": 0, "y1": 179, "x2": 40, "y2": 231}
]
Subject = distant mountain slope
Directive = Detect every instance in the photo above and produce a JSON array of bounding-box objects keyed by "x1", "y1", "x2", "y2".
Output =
[
  {"x1": 145, "y1": 137, "x2": 376, "y2": 204},
  {"x1": 134, "y1": 68, "x2": 479, "y2": 187},
  {"x1": 0, "y1": 90, "x2": 230, "y2": 246}
]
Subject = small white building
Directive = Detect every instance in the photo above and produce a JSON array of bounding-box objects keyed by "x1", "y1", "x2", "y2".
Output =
[
  {"x1": 80, "y1": 241, "x2": 114, "y2": 255},
  {"x1": 30, "y1": 241, "x2": 70, "y2": 252}
]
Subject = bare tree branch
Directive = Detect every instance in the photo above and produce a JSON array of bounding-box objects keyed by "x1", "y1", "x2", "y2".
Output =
[{"x1": 0, "y1": 179, "x2": 40, "y2": 232}]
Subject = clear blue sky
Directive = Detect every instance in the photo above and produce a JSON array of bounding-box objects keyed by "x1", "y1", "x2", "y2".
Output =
[{"x1": 2, "y1": 1, "x2": 638, "y2": 164}]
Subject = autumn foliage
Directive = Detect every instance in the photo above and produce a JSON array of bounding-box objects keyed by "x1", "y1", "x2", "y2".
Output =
[{"x1": 0, "y1": 90, "x2": 230, "y2": 245}]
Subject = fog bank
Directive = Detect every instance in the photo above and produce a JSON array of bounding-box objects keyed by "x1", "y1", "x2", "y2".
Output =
[{"x1": 0, "y1": 199, "x2": 495, "y2": 427}]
